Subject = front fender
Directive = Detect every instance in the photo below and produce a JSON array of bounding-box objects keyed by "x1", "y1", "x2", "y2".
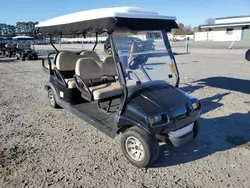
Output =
[{"x1": 111, "y1": 115, "x2": 151, "y2": 138}]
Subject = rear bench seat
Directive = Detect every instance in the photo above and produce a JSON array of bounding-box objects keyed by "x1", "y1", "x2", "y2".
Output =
[{"x1": 54, "y1": 51, "x2": 83, "y2": 88}]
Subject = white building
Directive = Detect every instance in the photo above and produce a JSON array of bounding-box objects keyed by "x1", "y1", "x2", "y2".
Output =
[{"x1": 195, "y1": 15, "x2": 250, "y2": 41}]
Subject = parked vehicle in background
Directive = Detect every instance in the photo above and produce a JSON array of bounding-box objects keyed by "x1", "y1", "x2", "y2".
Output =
[
  {"x1": 104, "y1": 36, "x2": 155, "y2": 55},
  {"x1": 173, "y1": 35, "x2": 187, "y2": 41},
  {"x1": 12, "y1": 36, "x2": 38, "y2": 60},
  {"x1": 5, "y1": 43, "x2": 17, "y2": 57}
]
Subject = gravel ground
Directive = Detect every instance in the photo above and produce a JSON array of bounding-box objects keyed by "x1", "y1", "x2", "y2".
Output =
[{"x1": 0, "y1": 49, "x2": 250, "y2": 188}]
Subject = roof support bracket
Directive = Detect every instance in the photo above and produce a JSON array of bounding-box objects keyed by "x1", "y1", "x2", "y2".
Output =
[
  {"x1": 92, "y1": 32, "x2": 98, "y2": 51},
  {"x1": 49, "y1": 34, "x2": 59, "y2": 53}
]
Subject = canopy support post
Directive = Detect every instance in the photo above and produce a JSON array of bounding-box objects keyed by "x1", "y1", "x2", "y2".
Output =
[
  {"x1": 59, "y1": 34, "x2": 62, "y2": 49},
  {"x1": 92, "y1": 32, "x2": 98, "y2": 51},
  {"x1": 49, "y1": 34, "x2": 59, "y2": 53}
]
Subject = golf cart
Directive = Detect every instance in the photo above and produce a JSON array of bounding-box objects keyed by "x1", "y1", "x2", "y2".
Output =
[
  {"x1": 12, "y1": 36, "x2": 38, "y2": 60},
  {"x1": 36, "y1": 7, "x2": 201, "y2": 168}
]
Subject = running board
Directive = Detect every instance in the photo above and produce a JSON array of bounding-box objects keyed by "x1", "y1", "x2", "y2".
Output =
[{"x1": 57, "y1": 98, "x2": 112, "y2": 138}]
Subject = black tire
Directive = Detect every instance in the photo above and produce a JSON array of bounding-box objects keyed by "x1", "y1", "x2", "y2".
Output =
[
  {"x1": 22, "y1": 55, "x2": 25, "y2": 61},
  {"x1": 121, "y1": 126, "x2": 159, "y2": 168},
  {"x1": 33, "y1": 54, "x2": 38, "y2": 60},
  {"x1": 48, "y1": 89, "x2": 59, "y2": 108},
  {"x1": 28, "y1": 54, "x2": 33, "y2": 60},
  {"x1": 245, "y1": 49, "x2": 250, "y2": 61},
  {"x1": 107, "y1": 48, "x2": 112, "y2": 55}
]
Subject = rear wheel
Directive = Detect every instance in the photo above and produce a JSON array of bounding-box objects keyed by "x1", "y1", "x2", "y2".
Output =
[
  {"x1": 48, "y1": 89, "x2": 59, "y2": 108},
  {"x1": 121, "y1": 126, "x2": 159, "y2": 168},
  {"x1": 22, "y1": 55, "x2": 25, "y2": 61}
]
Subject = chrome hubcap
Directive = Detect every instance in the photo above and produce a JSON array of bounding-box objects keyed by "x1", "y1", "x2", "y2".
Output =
[
  {"x1": 125, "y1": 136, "x2": 145, "y2": 161},
  {"x1": 49, "y1": 91, "x2": 55, "y2": 106}
]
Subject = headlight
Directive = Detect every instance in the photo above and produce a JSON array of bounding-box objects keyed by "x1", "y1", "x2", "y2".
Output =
[
  {"x1": 192, "y1": 101, "x2": 200, "y2": 110},
  {"x1": 149, "y1": 113, "x2": 168, "y2": 126}
]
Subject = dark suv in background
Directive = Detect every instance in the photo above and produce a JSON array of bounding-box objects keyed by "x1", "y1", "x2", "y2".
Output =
[{"x1": 104, "y1": 36, "x2": 155, "y2": 55}]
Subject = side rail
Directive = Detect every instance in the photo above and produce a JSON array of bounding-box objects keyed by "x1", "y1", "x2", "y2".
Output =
[
  {"x1": 73, "y1": 75, "x2": 93, "y2": 101},
  {"x1": 53, "y1": 68, "x2": 67, "y2": 87},
  {"x1": 42, "y1": 52, "x2": 56, "y2": 75}
]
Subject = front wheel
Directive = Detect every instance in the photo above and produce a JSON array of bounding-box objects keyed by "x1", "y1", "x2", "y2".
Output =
[{"x1": 121, "y1": 126, "x2": 159, "y2": 168}]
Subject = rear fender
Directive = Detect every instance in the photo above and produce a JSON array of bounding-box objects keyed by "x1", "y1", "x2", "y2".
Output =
[{"x1": 44, "y1": 82, "x2": 60, "y2": 101}]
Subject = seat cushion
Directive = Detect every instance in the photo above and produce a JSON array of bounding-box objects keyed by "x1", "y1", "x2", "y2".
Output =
[
  {"x1": 90, "y1": 82, "x2": 122, "y2": 100},
  {"x1": 65, "y1": 78, "x2": 76, "y2": 89}
]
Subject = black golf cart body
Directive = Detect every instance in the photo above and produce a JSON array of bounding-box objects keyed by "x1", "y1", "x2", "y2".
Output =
[{"x1": 36, "y1": 7, "x2": 201, "y2": 167}]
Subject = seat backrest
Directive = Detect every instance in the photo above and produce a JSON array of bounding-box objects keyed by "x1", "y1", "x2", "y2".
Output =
[
  {"x1": 75, "y1": 57, "x2": 117, "y2": 80},
  {"x1": 80, "y1": 50, "x2": 101, "y2": 61},
  {"x1": 102, "y1": 56, "x2": 117, "y2": 77},
  {"x1": 55, "y1": 51, "x2": 82, "y2": 71}
]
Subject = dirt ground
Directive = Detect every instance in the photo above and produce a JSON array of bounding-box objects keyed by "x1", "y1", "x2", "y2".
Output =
[{"x1": 0, "y1": 48, "x2": 250, "y2": 188}]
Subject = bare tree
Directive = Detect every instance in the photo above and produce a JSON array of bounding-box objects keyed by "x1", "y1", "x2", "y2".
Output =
[
  {"x1": 194, "y1": 25, "x2": 202, "y2": 32},
  {"x1": 171, "y1": 23, "x2": 194, "y2": 35},
  {"x1": 204, "y1": 18, "x2": 215, "y2": 25}
]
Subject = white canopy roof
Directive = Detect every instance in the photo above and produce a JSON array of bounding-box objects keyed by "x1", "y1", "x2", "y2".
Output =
[
  {"x1": 35, "y1": 7, "x2": 178, "y2": 35},
  {"x1": 12, "y1": 36, "x2": 34, "y2": 39},
  {"x1": 36, "y1": 7, "x2": 176, "y2": 28}
]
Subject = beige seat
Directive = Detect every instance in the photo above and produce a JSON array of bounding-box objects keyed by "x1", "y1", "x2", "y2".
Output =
[
  {"x1": 80, "y1": 50, "x2": 101, "y2": 61},
  {"x1": 90, "y1": 82, "x2": 122, "y2": 100},
  {"x1": 75, "y1": 57, "x2": 122, "y2": 100},
  {"x1": 54, "y1": 51, "x2": 83, "y2": 89},
  {"x1": 65, "y1": 78, "x2": 76, "y2": 88},
  {"x1": 55, "y1": 51, "x2": 82, "y2": 71}
]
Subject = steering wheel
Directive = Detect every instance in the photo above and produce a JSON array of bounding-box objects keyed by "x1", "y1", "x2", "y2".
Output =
[{"x1": 128, "y1": 55, "x2": 148, "y2": 70}]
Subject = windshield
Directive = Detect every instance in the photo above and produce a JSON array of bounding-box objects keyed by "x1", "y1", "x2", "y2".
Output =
[{"x1": 113, "y1": 31, "x2": 179, "y2": 86}]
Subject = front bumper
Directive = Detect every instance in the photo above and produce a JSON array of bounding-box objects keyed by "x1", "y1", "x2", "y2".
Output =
[
  {"x1": 168, "y1": 131, "x2": 194, "y2": 147},
  {"x1": 156, "y1": 119, "x2": 200, "y2": 147}
]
